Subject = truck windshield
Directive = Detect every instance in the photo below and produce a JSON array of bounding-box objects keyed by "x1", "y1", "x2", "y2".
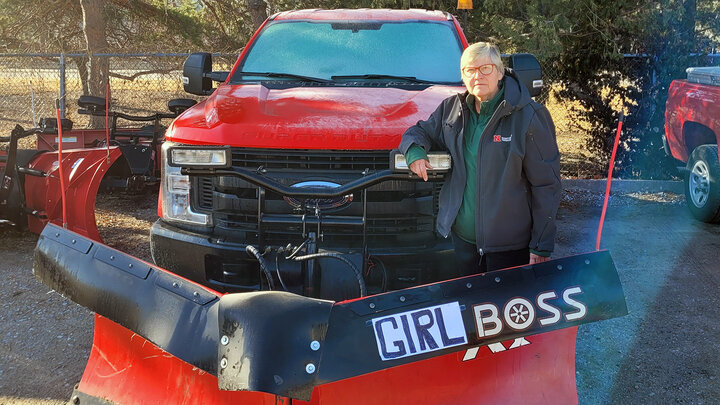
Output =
[{"x1": 233, "y1": 20, "x2": 463, "y2": 84}]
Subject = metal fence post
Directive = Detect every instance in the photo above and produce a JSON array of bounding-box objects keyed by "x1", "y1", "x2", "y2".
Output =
[{"x1": 59, "y1": 53, "x2": 66, "y2": 118}]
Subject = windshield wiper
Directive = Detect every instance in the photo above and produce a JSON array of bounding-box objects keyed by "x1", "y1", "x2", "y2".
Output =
[
  {"x1": 331, "y1": 74, "x2": 435, "y2": 84},
  {"x1": 237, "y1": 71, "x2": 332, "y2": 84}
]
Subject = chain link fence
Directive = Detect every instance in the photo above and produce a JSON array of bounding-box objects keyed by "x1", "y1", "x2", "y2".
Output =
[
  {"x1": 1, "y1": 53, "x2": 717, "y2": 178},
  {"x1": 533, "y1": 60, "x2": 593, "y2": 178},
  {"x1": 0, "y1": 53, "x2": 237, "y2": 138}
]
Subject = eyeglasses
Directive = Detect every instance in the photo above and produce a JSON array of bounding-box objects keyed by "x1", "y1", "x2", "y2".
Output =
[{"x1": 461, "y1": 64, "x2": 496, "y2": 78}]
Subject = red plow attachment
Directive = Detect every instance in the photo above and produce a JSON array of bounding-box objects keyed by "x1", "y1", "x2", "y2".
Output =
[
  {"x1": 23, "y1": 147, "x2": 122, "y2": 239},
  {"x1": 34, "y1": 224, "x2": 627, "y2": 404},
  {"x1": 75, "y1": 315, "x2": 578, "y2": 404}
]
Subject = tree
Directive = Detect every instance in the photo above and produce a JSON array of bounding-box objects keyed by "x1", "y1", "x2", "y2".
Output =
[
  {"x1": 0, "y1": 0, "x2": 718, "y2": 176},
  {"x1": 452, "y1": 0, "x2": 717, "y2": 178},
  {"x1": 246, "y1": 0, "x2": 268, "y2": 29},
  {"x1": 81, "y1": 0, "x2": 110, "y2": 129},
  {"x1": 0, "y1": 0, "x2": 84, "y2": 52},
  {"x1": 547, "y1": 0, "x2": 716, "y2": 179}
]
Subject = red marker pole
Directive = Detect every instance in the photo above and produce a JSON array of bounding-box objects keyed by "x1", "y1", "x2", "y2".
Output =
[
  {"x1": 105, "y1": 81, "x2": 111, "y2": 162},
  {"x1": 55, "y1": 100, "x2": 67, "y2": 228},
  {"x1": 595, "y1": 112, "x2": 625, "y2": 251}
]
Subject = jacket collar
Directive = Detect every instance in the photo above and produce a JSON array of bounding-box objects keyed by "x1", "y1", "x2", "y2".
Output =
[{"x1": 501, "y1": 69, "x2": 532, "y2": 109}]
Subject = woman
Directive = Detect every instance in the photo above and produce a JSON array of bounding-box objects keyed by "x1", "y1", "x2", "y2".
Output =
[{"x1": 399, "y1": 42, "x2": 561, "y2": 275}]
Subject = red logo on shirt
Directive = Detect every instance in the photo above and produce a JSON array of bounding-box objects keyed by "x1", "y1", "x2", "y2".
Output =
[{"x1": 493, "y1": 135, "x2": 502, "y2": 142}]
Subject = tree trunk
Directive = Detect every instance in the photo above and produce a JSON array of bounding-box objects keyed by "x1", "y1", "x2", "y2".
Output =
[
  {"x1": 80, "y1": 0, "x2": 110, "y2": 128},
  {"x1": 74, "y1": 56, "x2": 90, "y2": 96},
  {"x1": 682, "y1": 0, "x2": 696, "y2": 48},
  {"x1": 245, "y1": 0, "x2": 268, "y2": 29}
]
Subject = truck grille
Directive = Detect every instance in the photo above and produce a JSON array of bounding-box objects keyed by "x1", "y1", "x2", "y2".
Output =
[
  {"x1": 198, "y1": 177, "x2": 214, "y2": 209},
  {"x1": 231, "y1": 148, "x2": 389, "y2": 173},
  {"x1": 192, "y1": 149, "x2": 441, "y2": 247}
]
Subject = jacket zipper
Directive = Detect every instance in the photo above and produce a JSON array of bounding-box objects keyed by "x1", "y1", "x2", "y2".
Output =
[
  {"x1": 474, "y1": 100, "x2": 511, "y2": 254},
  {"x1": 442, "y1": 94, "x2": 468, "y2": 239},
  {"x1": 442, "y1": 94, "x2": 467, "y2": 238}
]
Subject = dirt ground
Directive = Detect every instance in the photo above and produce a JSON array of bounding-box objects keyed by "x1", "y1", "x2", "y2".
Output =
[{"x1": 1, "y1": 182, "x2": 719, "y2": 404}]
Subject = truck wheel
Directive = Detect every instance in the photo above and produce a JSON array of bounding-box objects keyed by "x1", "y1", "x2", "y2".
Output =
[{"x1": 685, "y1": 145, "x2": 720, "y2": 223}]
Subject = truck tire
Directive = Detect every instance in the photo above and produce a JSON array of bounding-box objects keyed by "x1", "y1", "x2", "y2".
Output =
[{"x1": 685, "y1": 145, "x2": 720, "y2": 223}]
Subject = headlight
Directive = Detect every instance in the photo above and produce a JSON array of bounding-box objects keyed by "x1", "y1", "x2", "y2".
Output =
[
  {"x1": 391, "y1": 151, "x2": 452, "y2": 172},
  {"x1": 161, "y1": 142, "x2": 212, "y2": 226},
  {"x1": 168, "y1": 146, "x2": 230, "y2": 168}
]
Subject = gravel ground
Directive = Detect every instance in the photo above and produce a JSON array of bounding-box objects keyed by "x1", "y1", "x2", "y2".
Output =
[
  {"x1": 93, "y1": 191, "x2": 158, "y2": 262},
  {"x1": 1, "y1": 182, "x2": 719, "y2": 404},
  {"x1": 0, "y1": 191, "x2": 158, "y2": 405}
]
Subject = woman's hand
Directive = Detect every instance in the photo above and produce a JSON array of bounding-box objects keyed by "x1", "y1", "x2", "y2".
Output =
[
  {"x1": 529, "y1": 253, "x2": 550, "y2": 265},
  {"x1": 409, "y1": 159, "x2": 433, "y2": 181}
]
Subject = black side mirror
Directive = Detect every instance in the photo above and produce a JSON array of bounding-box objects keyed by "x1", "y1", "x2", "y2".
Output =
[
  {"x1": 508, "y1": 53, "x2": 543, "y2": 97},
  {"x1": 183, "y1": 53, "x2": 213, "y2": 95}
]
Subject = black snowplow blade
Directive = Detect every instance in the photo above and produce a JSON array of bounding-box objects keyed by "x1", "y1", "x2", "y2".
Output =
[{"x1": 33, "y1": 224, "x2": 627, "y2": 400}]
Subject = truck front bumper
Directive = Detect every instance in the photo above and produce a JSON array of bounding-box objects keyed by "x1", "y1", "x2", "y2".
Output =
[{"x1": 150, "y1": 219, "x2": 456, "y2": 293}]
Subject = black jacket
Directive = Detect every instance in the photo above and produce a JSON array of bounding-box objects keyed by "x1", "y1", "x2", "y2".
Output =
[{"x1": 398, "y1": 70, "x2": 561, "y2": 254}]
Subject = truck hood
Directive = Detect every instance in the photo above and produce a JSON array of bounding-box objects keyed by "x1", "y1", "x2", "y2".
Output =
[{"x1": 167, "y1": 83, "x2": 463, "y2": 150}]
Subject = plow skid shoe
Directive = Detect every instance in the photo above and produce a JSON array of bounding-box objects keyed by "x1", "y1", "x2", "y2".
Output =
[{"x1": 34, "y1": 224, "x2": 627, "y2": 404}]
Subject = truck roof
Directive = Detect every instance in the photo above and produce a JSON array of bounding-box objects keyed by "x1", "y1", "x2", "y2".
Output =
[{"x1": 272, "y1": 9, "x2": 451, "y2": 22}]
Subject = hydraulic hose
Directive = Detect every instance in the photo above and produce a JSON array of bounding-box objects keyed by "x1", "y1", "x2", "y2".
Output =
[
  {"x1": 367, "y1": 256, "x2": 388, "y2": 293},
  {"x1": 246, "y1": 245, "x2": 275, "y2": 290},
  {"x1": 275, "y1": 254, "x2": 290, "y2": 292},
  {"x1": 292, "y1": 252, "x2": 367, "y2": 297}
]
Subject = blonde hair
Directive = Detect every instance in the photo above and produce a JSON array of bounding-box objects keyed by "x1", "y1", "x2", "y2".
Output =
[{"x1": 460, "y1": 42, "x2": 504, "y2": 72}]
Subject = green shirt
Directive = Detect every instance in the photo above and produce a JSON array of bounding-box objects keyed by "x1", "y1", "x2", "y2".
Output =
[{"x1": 453, "y1": 87, "x2": 505, "y2": 243}]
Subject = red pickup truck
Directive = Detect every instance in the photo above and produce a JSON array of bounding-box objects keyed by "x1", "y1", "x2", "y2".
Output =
[
  {"x1": 664, "y1": 66, "x2": 720, "y2": 223},
  {"x1": 151, "y1": 9, "x2": 547, "y2": 297}
]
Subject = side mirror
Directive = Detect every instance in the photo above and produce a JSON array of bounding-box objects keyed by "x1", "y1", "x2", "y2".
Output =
[
  {"x1": 508, "y1": 53, "x2": 543, "y2": 97},
  {"x1": 183, "y1": 53, "x2": 213, "y2": 95}
]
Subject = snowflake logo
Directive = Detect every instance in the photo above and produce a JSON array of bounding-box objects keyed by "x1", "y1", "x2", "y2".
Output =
[{"x1": 509, "y1": 303, "x2": 530, "y2": 323}]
